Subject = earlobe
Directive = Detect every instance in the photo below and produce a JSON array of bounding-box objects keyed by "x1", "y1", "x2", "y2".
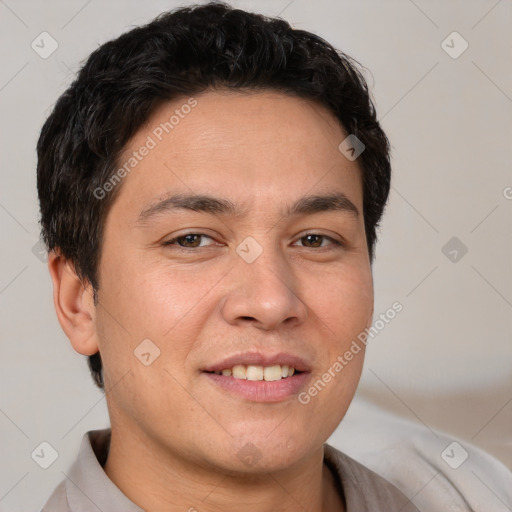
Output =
[{"x1": 47, "y1": 250, "x2": 99, "y2": 356}]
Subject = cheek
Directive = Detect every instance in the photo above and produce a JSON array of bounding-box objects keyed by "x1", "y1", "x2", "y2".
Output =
[
  {"x1": 100, "y1": 247, "x2": 220, "y2": 338},
  {"x1": 307, "y1": 264, "x2": 373, "y2": 340},
  {"x1": 135, "y1": 263, "x2": 226, "y2": 339}
]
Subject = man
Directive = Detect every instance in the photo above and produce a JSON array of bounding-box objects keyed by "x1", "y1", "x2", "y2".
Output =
[{"x1": 37, "y1": 2, "x2": 418, "y2": 510}]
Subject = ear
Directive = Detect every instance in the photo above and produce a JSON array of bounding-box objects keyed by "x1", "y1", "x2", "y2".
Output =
[{"x1": 47, "y1": 250, "x2": 99, "y2": 356}]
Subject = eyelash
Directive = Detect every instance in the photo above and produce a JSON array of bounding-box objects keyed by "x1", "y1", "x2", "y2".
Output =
[{"x1": 162, "y1": 232, "x2": 343, "y2": 251}]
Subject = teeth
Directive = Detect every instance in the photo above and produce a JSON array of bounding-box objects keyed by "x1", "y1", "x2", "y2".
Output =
[
  {"x1": 216, "y1": 364, "x2": 298, "y2": 381},
  {"x1": 263, "y1": 365, "x2": 282, "y2": 381},
  {"x1": 232, "y1": 365, "x2": 246, "y2": 379},
  {"x1": 246, "y1": 365, "x2": 264, "y2": 381}
]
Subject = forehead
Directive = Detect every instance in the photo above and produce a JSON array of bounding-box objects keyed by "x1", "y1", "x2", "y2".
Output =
[{"x1": 110, "y1": 90, "x2": 363, "y2": 219}]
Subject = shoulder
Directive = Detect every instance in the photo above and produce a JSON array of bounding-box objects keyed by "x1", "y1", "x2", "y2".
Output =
[
  {"x1": 40, "y1": 479, "x2": 69, "y2": 512},
  {"x1": 330, "y1": 398, "x2": 512, "y2": 511},
  {"x1": 324, "y1": 443, "x2": 420, "y2": 512}
]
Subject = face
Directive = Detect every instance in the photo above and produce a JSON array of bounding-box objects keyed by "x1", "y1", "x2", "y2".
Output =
[{"x1": 93, "y1": 90, "x2": 374, "y2": 473}]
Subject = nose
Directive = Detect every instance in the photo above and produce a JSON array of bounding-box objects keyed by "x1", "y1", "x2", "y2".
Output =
[{"x1": 220, "y1": 245, "x2": 308, "y2": 331}]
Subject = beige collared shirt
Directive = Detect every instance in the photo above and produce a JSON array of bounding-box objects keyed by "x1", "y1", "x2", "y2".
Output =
[{"x1": 41, "y1": 428, "x2": 419, "y2": 511}]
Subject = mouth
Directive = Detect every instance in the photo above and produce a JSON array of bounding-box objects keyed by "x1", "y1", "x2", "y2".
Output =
[{"x1": 201, "y1": 352, "x2": 311, "y2": 402}]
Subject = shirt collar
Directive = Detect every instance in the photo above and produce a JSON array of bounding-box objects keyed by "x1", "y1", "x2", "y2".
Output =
[
  {"x1": 65, "y1": 429, "x2": 143, "y2": 512},
  {"x1": 62, "y1": 428, "x2": 417, "y2": 512}
]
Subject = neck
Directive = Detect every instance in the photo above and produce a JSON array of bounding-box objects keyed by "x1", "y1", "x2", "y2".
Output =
[{"x1": 103, "y1": 425, "x2": 345, "y2": 512}]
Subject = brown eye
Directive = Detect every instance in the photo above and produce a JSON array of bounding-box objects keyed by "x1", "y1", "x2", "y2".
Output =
[
  {"x1": 300, "y1": 234, "x2": 324, "y2": 248},
  {"x1": 163, "y1": 233, "x2": 215, "y2": 248},
  {"x1": 293, "y1": 233, "x2": 344, "y2": 251},
  {"x1": 177, "y1": 234, "x2": 202, "y2": 247},
  {"x1": 296, "y1": 234, "x2": 340, "y2": 249}
]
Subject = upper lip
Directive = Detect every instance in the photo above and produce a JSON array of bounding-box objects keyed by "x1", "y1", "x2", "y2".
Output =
[{"x1": 202, "y1": 352, "x2": 311, "y2": 373}]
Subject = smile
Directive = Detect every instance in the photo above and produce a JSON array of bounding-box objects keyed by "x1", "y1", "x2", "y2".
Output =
[
  {"x1": 201, "y1": 352, "x2": 311, "y2": 402},
  {"x1": 206, "y1": 364, "x2": 299, "y2": 381}
]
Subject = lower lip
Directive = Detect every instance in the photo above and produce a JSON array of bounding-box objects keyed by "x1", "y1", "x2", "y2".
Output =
[{"x1": 203, "y1": 372, "x2": 310, "y2": 402}]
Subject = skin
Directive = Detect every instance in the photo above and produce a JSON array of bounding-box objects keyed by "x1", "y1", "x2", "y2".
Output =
[{"x1": 48, "y1": 90, "x2": 374, "y2": 512}]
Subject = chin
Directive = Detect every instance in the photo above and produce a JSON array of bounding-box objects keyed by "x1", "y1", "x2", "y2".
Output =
[{"x1": 212, "y1": 433, "x2": 317, "y2": 475}]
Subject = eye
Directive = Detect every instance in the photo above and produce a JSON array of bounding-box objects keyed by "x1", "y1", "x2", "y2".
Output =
[
  {"x1": 294, "y1": 233, "x2": 342, "y2": 249},
  {"x1": 161, "y1": 232, "x2": 343, "y2": 252},
  {"x1": 163, "y1": 233, "x2": 216, "y2": 249}
]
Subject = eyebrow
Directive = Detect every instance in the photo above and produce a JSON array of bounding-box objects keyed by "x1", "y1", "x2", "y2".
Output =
[{"x1": 137, "y1": 191, "x2": 359, "y2": 225}]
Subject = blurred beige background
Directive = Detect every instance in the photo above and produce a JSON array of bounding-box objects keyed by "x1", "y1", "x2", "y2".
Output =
[{"x1": 0, "y1": 0, "x2": 511, "y2": 510}]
